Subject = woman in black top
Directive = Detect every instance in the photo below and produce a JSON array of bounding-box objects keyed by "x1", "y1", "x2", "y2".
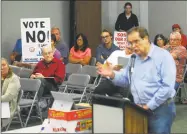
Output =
[{"x1": 115, "y1": 2, "x2": 139, "y2": 32}]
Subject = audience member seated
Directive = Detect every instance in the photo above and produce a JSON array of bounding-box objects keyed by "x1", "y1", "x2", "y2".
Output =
[
  {"x1": 51, "y1": 27, "x2": 69, "y2": 64},
  {"x1": 154, "y1": 34, "x2": 168, "y2": 48},
  {"x1": 1, "y1": 58, "x2": 21, "y2": 128},
  {"x1": 69, "y1": 33, "x2": 91, "y2": 66},
  {"x1": 30, "y1": 46, "x2": 65, "y2": 101},
  {"x1": 163, "y1": 32, "x2": 187, "y2": 91},
  {"x1": 96, "y1": 29, "x2": 120, "y2": 64},
  {"x1": 172, "y1": 24, "x2": 187, "y2": 49},
  {"x1": 94, "y1": 47, "x2": 133, "y2": 102},
  {"x1": 51, "y1": 34, "x2": 62, "y2": 60},
  {"x1": 10, "y1": 38, "x2": 22, "y2": 64}
]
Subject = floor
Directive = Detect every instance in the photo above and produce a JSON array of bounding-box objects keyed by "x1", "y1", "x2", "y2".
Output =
[{"x1": 3, "y1": 104, "x2": 187, "y2": 133}]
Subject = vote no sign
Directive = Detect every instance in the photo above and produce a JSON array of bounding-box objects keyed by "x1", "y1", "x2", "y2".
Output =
[
  {"x1": 113, "y1": 31, "x2": 128, "y2": 50},
  {"x1": 21, "y1": 18, "x2": 51, "y2": 63}
]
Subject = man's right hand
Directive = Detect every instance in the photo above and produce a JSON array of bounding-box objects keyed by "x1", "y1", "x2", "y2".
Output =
[{"x1": 97, "y1": 61, "x2": 115, "y2": 79}]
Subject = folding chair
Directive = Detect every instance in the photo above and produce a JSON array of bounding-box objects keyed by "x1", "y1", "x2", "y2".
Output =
[
  {"x1": 79, "y1": 65, "x2": 101, "y2": 102},
  {"x1": 5, "y1": 89, "x2": 24, "y2": 131},
  {"x1": 89, "y1": 57, "x2": 96, "y2": 66},
  {"x1": 63, "y1": 73, "x2": 90, "y2": 103},
  {"x1": 9, "y1": 65, "x2": 21, "y2": 77},
  {"x1": 19, "y1": 68, "x2": 33, "y2": 78},
  {"x1": 59, "y1": 63, "x2": 82, "y2": 92},
  {"x1": 19, "y1": 78, "x2": 43, "y2": 127},
  {"x1": 174, "y1": 65, "x2": 187, "y2": 102}
]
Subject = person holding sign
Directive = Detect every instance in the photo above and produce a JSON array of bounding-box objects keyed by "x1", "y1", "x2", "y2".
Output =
[
  {"x1": 30, "y1": 46, "x2": 65, "y2": 100},
  {"x1": 96, "y1": 29, "x2": 120, "y2": 64},
  {"x1": 51, "y1": 34, "x2": 62, "y2": 60},
  {"x1": 115, "y1": 2, "x2": 139, "y2": 32},
  {"x1": 51, "y1": 27, "x2": 69, "y2": 64},
  {"x1": 1, "y1": 58, "x2": 21, "y2": 128},
  {"x1": 69, "y1": 33, "x2": 91, "y2": 66}
]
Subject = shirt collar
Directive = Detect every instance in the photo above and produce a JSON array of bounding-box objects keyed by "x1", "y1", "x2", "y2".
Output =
[
  {"x1": 103, "y1": 43, "x2": 115, "y2": 50},
  {"x1": 147, "y1": 43, "x2": 155, "y2": 58},
  {"x1": 135, "y1": 43, "x2": 155, "y2": 61}
]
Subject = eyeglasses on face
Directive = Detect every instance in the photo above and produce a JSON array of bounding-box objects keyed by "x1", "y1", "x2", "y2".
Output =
[
  {"x1": 101, "y1": 35, "x2": 110, "y2": 39},
  {"x1": 43, "y1": 51, "x2": 53, "y2": 56}
]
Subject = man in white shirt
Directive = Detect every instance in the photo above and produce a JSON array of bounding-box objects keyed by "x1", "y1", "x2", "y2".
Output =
[{"x1": 94, "y1": 47, "x2": 132, "y2": 98}]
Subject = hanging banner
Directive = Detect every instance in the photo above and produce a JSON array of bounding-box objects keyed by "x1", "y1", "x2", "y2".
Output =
[{"x1": 21, "y1": 18, "x2": 51, "y2": 63}]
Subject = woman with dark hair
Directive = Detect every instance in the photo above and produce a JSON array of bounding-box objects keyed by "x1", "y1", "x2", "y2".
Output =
[
  {"x1": 51, "y1": 34, "x2": 62, "y2": 60},
  {"x1": 1, "y1": 58, "x2": 20, "y2": 128},
  {"x1": 154, "y1": 34, "x2": 168, "y2": 48},
  {"x1": 69, "y1": 33, "x2": 91, "y2": 65}
]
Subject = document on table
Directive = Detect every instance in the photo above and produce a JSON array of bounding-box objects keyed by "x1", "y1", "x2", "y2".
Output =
[{"x1": 1, "y1": 102, "x2": 10, "y2": 118}]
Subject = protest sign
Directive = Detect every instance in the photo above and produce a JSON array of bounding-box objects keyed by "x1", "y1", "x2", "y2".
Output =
[
  {"x1": 113, "y1": 31, "x2": 128, "y2": 50},
  {"x1": 20, "y1": 18, "x2": 51, "y2": 63}
]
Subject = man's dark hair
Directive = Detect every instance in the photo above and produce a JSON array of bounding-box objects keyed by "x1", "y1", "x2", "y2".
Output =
[
  {"x1": 127, "y1": 27, "x2": 149, "y2": 39},
  {"x1": 124, "y1": 2, "x2": 132, "y2": 8},
  {"x1": 74, "y1": 33, "x2": 89, "y2": 52},
  {"x1": 102, "y1": 29, "x2": 113, "y2": 36}
]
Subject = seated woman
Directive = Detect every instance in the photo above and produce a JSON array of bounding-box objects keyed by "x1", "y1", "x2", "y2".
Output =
[
  {"x1": 1, "y1": 58, "x2": 21, "y2": 128},
  {"x1": 154, "y1": 34, "x2": 168, "y2": 48},
  {"x1": 51, "y1": 34, "x2": 62, "y2": 61},
  {"x1": 69, "y1": 33, "x2": 91, "y2": 65}
]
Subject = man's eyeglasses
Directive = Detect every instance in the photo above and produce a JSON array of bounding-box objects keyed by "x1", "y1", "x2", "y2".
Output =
[
  {"x1": 101, "y1": 35, "x2": 110, "y2": 39},
  {"x1": 169, "y1": 39, "x2": 180, "y2": 41},
  {"x1": 43, "y1": 51, "x2": 53, "y2": 56},
  {"x1": 128, "y1": 39, "x2": 142, "y2": 46}
]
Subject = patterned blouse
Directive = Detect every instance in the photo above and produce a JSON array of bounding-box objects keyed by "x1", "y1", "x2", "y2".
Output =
[{"x1": 164, "y1": 45, "x2": 187, "y2": 83}]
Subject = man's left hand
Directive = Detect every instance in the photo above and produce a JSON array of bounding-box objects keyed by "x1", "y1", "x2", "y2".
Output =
[
  {"x1": 35, "y1": 73, "x2": 44, "y2": 78},
  {"x1": 137, "y1": 104, "x2": 149, "y2": 110}
]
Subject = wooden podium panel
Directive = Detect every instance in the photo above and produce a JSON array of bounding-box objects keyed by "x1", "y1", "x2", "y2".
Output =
[
  {"x1": 92, "y1": 94, "x2": 151, "y2": 133},
  {"x1": 125, "y1": 105, "x2": 148, "y2": 133}
]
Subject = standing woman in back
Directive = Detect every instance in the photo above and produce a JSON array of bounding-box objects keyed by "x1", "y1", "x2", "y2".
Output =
[
  {"x1": 69, "y1": 33, "x2": 91, "y2": 65},
  {"x1": 1, "y1": 58, "x2": 20, "y2": 128}
]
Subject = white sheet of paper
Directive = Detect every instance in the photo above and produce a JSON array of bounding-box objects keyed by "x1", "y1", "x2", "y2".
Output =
[{"x1": 1, "y1": 102, "x2": 10, "y2": 118}]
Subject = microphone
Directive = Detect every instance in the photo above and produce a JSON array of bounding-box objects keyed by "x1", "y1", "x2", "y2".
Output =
[
  {"x1": 127, "y1": 54, "x2": 136, "y2": 100},
  {"x1": 129, "y1": 54, "x2": 136, "y2": 74}
]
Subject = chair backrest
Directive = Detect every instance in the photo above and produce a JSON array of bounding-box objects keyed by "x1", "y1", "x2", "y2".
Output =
[
  {"x1": 9, "y1": 65, "x2": 22, "y2": 76},
  {"x1": 20, "y1": 78, "x2": 41, "y2": 92},
  {"x1": 89, "y1": 57, "x2": 96, "y2": 66},
  {"x1": 80, "y1": 65, "x2": 98, "y2": 78},
  {"x1": 17, "y1": 89, "x2": 23, "y2": 103},
  {"x1": 67, "y1": 73, "x2": 90, "y2": 87},
  {"x1": 118, "y1": 57, "x2": 130, "y2": 67},
  {"x1": 19, "y1": 68, "x2": 33, "y2": 78},
  {"x1": 65, "y1": 63, "x2": 82, "y2": 74}
]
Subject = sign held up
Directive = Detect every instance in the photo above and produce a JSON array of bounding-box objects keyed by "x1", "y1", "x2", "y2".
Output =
[
  {"x1": 21, "y1": 18, "x2": 51, "y2": 63},
  {"x1": 113, "y1": 31, "x2": 128, "y2": 50}
]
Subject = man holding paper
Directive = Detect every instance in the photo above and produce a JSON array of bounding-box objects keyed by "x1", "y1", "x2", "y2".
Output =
[
  {"x1": 30, "y1": 46, "x2": 65, "y2": 100},
  {"x1": 94, "y1": 46, "x2": 132, "y2": 98},
  {"x1": 97, "y1": 27, "x2": 176, "y2": 134}
]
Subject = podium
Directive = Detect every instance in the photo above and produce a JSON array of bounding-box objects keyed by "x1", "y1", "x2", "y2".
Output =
[{"x1": 92, "y1": 94, "x2": 151, "y2": 133}]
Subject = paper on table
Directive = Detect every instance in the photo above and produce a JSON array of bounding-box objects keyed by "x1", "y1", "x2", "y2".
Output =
[{"x1": 1, "y1": 102, "x2": 10, "y2": 118}]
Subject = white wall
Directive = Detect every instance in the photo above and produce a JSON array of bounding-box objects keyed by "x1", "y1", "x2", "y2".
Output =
[
  {"x1": 102, "y1": 1, "x2": 187, "y2": 42},
  {"x1": 101, "y1": 1, "x2": 141, "y2": 33},
  {"x1": 2, "y1": 1, "x2": 70, "y2": 61},
  {"x1": 148, "y1": 1, "x2": 187, "y2": 40}
]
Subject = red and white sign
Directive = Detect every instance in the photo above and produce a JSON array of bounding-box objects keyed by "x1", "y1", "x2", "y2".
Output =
[{"x1": 113, "y1": 31, "x2": 128, "y2": 50}]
